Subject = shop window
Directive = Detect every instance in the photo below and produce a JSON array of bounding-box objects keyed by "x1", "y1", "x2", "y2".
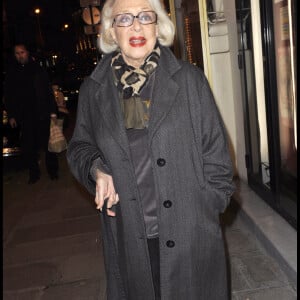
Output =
[{"x1": 236, "y1": 0, "x2": 297, "y2": 228}]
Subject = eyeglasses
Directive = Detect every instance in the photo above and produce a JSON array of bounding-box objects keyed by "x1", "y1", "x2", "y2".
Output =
[{"x1": 113, "y1": 11, "x2": 157, "y2": 27}]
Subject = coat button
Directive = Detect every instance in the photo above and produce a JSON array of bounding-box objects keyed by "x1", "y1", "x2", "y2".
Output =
[
  {"x1": 157, "y1": 158, "x2": 166, "y2": 167},
  {"x1": 163, "y1": 200, "x2": 172, "y2": 208},
  {"x1": 166, "y1": 240, "x2": 175, "y2": 248}
]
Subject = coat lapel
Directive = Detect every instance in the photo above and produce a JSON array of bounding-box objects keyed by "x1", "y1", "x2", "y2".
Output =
[
  {"x1": 92, "y1": 63, "x2": 131, "y2": 158},
  {"x1": 148, "y1": 48, "x2": 181, "y2": 143},
  {"x1": 148, "y1": 68, "x2": 179, "y2": 143}
]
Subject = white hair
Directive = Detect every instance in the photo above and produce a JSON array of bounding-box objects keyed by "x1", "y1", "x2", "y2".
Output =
[{"x1": 98, "y1": 0, "x2": 175, "y2": 53}]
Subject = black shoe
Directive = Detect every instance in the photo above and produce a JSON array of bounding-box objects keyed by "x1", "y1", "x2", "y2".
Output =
[{"x1": 28, "y1": 175, "x2": 40, "y2": 184}]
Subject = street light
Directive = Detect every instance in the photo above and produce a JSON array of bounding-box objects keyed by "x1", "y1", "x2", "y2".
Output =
[
  {"x1": 62, "y1": 23, "x2": 69, "y2": 31},
  {"x1": 34, "y1": 7, "x2": 44, "y2": 50},
  {"x1": 52, "y1": 54, "x2": 58, "y2": 66}
]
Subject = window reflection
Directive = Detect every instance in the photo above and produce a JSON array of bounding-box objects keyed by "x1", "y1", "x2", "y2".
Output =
[
  {"x1": 273, "y1": 0, "x2": 297, "y2": 179},
  {"x1": 171, "y1": 0, "x2": 204, "y2": 68}
]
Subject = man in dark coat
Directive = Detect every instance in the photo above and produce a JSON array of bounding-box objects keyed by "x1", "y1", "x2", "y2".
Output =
[{"x1": 4, "y1": 44, "x2": 59, "y2": 183}]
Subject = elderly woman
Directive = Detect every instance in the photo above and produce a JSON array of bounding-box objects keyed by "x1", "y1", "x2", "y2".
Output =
[{"x1": 67, "y1": 0, "x2": 235, "y2": 299}]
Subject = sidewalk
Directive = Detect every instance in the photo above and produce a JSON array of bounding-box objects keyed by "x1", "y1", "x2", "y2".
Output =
[
  {"x1": 3, "y1": 154, "x2": 107, "y2": 299},
  {"x1": 222, "y1": 200, "x2": 297, "y2": 299}
]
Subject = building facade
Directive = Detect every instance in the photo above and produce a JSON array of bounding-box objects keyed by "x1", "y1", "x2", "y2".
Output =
[{"x1": 168, "y1": 0, "x2": 297, "y2": 228}]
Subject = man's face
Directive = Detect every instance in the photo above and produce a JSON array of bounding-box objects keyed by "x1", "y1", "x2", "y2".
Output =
[{"x1": 14, "y1": 46, "x2": 29, "y2": 65}]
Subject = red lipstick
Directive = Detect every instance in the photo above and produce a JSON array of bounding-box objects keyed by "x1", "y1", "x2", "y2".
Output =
[{"x1": 129, "y1": 36, "x2": 146, "y2": 47}]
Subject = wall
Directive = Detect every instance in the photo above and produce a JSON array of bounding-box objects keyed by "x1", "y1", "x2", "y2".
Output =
[{"x1": 208, "y1": 0, "x2": 248, "y2": 180}]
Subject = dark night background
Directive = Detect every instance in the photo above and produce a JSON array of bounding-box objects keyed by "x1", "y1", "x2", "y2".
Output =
[
  {"x1": 4, "y1": 0, "x2": 79, "y2": 56},
  {"x1": 3, "y1": 0, "x2": 100, "y2": 89}
]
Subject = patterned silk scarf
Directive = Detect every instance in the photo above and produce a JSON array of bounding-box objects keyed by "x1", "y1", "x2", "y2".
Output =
[{"x1": 111, "y1": 46, "x2": 160, "y2": 129}]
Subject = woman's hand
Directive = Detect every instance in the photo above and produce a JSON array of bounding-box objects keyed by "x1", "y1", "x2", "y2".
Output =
[{"x1": 95, "y1": 169, "x2": 119, "y2": 217}]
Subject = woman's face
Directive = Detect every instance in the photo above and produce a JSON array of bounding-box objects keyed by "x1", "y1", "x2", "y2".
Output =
[{"x1": 110, "y1": 0, "x2": 158, "y2": 68}]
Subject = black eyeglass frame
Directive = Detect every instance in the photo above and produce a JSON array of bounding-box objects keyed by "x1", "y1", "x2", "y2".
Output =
[{"x1": 112, "y1": 10, "x2": 157, "y2": 27}]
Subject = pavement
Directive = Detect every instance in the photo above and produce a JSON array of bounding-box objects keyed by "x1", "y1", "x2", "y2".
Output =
[{"x1": 3, "y1": 110, "x2": 297, "y2": 300}]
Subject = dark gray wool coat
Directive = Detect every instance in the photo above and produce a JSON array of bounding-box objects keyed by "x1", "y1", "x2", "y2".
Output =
[{"x1": 67, "y1": 46, "x2": 235, "y2": 300}]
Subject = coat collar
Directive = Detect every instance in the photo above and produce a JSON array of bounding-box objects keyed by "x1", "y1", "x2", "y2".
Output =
[{"x1": 89, "y1": 46, "x2": 182, "y2": 155}]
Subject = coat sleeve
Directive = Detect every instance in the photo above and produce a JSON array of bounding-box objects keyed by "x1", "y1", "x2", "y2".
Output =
[
  {"x1": 186, "y1": 65, "x2": 235, "y2": 213},
  {"x1": 3, "y1": 69, "x2": 18, "y2": 119},
  {"x1": 66, "y1": 78, "x2": 111, "y2": 195},
  {"x1": 37, "y1": 66, "x2": 58, "y2": 116}
]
